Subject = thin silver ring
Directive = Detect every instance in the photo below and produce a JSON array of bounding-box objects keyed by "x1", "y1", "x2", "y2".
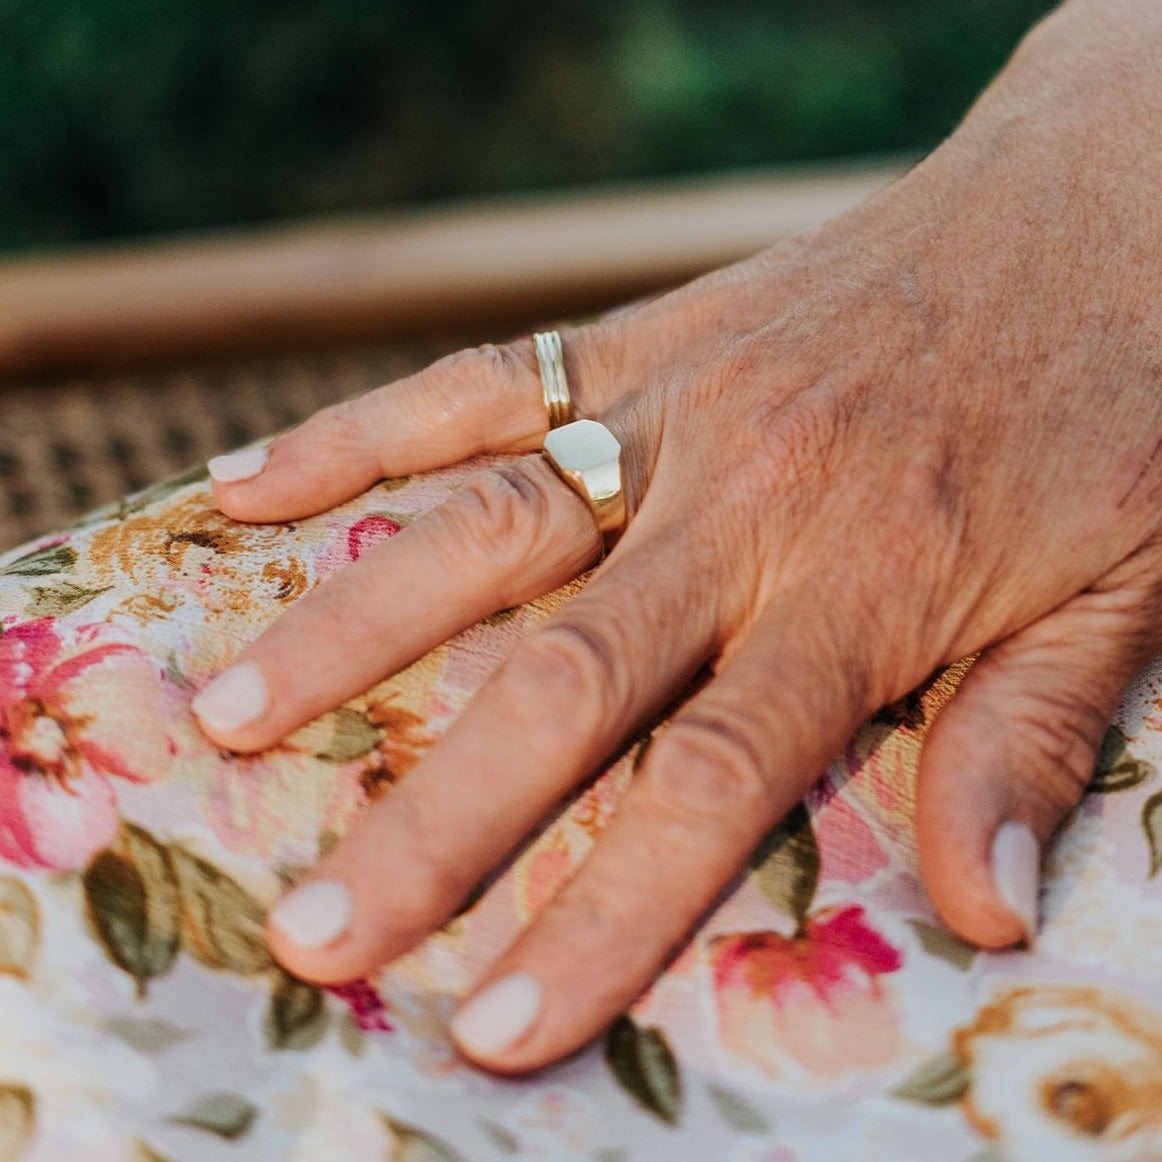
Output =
[{"x1": 534, "y1": 330, "x2": 573, "y2": 430}]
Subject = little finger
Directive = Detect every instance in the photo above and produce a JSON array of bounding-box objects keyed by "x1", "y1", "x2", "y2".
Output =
[{"x1": 917, "y1": 568, "x2": 1162, "y2": 947}]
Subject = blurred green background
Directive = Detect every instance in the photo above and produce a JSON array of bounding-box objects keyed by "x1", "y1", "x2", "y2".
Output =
[{"x1": 0, "y1": 0, "x2": 1055, "y2": 254}]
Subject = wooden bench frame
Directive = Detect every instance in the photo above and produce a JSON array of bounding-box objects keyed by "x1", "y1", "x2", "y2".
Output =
[{"x1": 0, "y1": 158, "x2": 907, "y2": 377}]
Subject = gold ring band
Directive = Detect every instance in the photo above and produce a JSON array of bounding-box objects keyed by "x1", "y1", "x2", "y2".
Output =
[
  {"x1": 543, "y1": 419, "x2": 626, "y2": 541},
  {"x1": 534, "y1": 330, "x2": 573, "y2": 430}
]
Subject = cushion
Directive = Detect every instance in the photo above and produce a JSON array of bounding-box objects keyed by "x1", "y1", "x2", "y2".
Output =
[{"x1": 0, "y1": 460, "x2": 1159, "y2": 1161}]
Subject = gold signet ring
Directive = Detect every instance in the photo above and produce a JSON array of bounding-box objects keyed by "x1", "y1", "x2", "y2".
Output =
[
  {"x1": 543, "y1": 419, "x2": 627, "y2": 539},
  {"x1": 534, "y1": 330, "x2": 573, "y2": 430}
]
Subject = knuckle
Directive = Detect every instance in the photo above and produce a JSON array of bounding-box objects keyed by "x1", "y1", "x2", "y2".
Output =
[
  {"x1": 643, "y1": 713, "x2": 770, "y2": 822},
  {"x1": 391, "y1": 864, "x2": 465, "y2": 936},
  {"x1": 438, "y1": 341, "x2": 526, "y2": 384},
  {"x1": 499, "y1": 621, "x2": 622, "y2": 738},
  {"x1": 388, "y1": 801, "x2": 473, "y2": 932},
  {"x1": 874, "y1": 443, "x2": 967, "y2": 577},
  {"x1": 428, "y1": 342, "x2": 528, "y2": 407},
  {"x1": 1089, "y1": 553, "x2": 1162, "y2": 635},
  {"x1": 550, "y1": 881, "x2": 638, "y2": 949},
  {"x1": 302, "y1": 576, "x2": 363, "y2": 645},
  {"x1": 395, "y1": 367, "x2": 464, "y2": 436},
  {"x1": 388, "y1": 343, "x2": 529, "y2": 445},
  {"x1": 436, "y1": 467, "x2": 552, "y2": 571},
  {"x1": 1010, "y1": 694, "x2": 1108, "y2": 809},
  {"x1": 306, "y1": 397, "x2": 371, "y2": 455}
]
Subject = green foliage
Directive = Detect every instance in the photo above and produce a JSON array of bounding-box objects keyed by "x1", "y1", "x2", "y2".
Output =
[
  {"x1": 605, "y1": 1015, "x2": 683, "y2": 1124},
  {"x1": 0, "y1": 0, "x2": 1054, "y2": 251}
]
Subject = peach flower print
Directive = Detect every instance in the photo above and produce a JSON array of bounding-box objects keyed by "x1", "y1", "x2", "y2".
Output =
[
  {"x1": 711, "y1": 905, "x2": 903, "y2": 1079},
  {"x1": 0, "y1": 619, "x2": 172, "y2": 870},
  {"x1": 954, "y1": 985, "x2": 1162, "y2": 1162}
]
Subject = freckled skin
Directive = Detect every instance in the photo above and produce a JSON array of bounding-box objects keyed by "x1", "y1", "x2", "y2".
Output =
[{"x1": 202, "y1": 0, "x2": 1162, "y2": 1072}]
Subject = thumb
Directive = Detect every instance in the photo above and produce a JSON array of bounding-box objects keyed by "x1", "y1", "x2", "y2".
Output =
[{"x1": 915, "y1": 579, "x2": 1162, "y2": 948}]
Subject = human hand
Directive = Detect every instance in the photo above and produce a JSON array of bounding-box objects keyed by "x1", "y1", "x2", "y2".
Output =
[{"x1": 194, "y1": 0, "x2": 1162, "y2": 1072}]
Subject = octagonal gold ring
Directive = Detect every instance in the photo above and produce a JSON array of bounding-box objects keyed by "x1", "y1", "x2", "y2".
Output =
[{"x1": 542, "y1": 419, "x2": 627, "y2": 544}]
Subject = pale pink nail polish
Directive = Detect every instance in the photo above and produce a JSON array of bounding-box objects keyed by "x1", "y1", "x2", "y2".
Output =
[
  {"x1": 450, "y1": 973, "x2": 542, "y2": 1056},
  {"x1": 191, "y1": 662, "x2": 269, "y2": 734},
  {"x1": 992, "y1": 822, "x2": 1041, "y2": 942},
  {"x1": 208, "y1": 446, "x2": 269, "y2": 483},
  {"x1": 270, "y1": 879, "x2": 353, "y2": 948}
]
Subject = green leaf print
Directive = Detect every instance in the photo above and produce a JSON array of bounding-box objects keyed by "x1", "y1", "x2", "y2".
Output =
[
  {"x1": 0, "y1": 542, "x2": 76, "y2": 576},
  {"x1": 24, "y1": 580, "x2": 111, "y2": 618},
  {"x1": 263, "y1": 973, "x2": 329, "y2": 1051},
  {"x1": 1090, "y1": 725, "x2": 1156, "y2": 793},
  {"x1": 706, "y1": 1084, "x2": 770, "y2": 1133},
  {"x1": 379, "y1": 476, "x2": 413, "y2": 494},
  {"x1": 313, "y1": 706, "x2": 383, "y2": 763},
  {"x1": 169, "y1": 846, "x2": 272, "y2": 976},
  {"x1": 115, "y1": 464, "x2": 212, "y2": 520},
  {"x1": 82, "y1": 825, "x2": 180, "y2": 998},
  {"x1": 478, "y1": 1120, "x2": 520, "y2": 1153},
  {"x1": 379, "y1": 1113, "x2": 465, "y2": 1161},
  {"x1": 170, "y1": 1093, "x2": 258, "y2": 1140},
  {"x1": 604, "y1": 1015, "x2": 683, "y2": 1126},
  {"x1": 106, "y1": 1016, "x2": 190, "y2": 1055},
  {"x1": 892, "y1": 1051, "x2": 971, "y2": 1106},
  {"x1": 749, "y1": 801, "x2": 819, "y2": 927},
  {"x1": 164, "y1": 653, "x2": 194, "y2": 690},
  {"x1": 906, "y1": 919, "x2": 977, "y2": 971},
  {"x1": 1143, "y1": 791, "x2": 1162, "y2": 877},
  {"x1": 338, "y1": 1010, "x2": 367, "y2": 1058}
]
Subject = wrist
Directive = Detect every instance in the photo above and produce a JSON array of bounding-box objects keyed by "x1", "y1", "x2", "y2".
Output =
[{"x1": 975, "y1": 0, "x2": 1162, "y2": 139}]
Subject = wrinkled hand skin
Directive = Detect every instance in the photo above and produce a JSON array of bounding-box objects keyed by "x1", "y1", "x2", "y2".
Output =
[{"x1": 203, "y1": 0, "x2": 1162, "y2": 1072}]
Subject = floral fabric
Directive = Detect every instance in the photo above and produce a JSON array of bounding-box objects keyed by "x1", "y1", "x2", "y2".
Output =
[{"x1": 0, "y1": 459, "x2": 1160, "y2": 1161}]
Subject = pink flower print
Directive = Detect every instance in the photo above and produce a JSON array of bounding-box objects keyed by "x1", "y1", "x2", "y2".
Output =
[
  {"x1": 812, "y1": 792, "x2": 890, "y2": 886},
  {"x1": 711, "y1": 905, "x2": 903, "y2": 1079},
  {"x1": 0, "y1": 620, "x2": 172, "y2": 870},
  {"x1": 314, "y1": 514, "x2": 405, "y2": 583},
  {"x1": 346, "y1": 514, "x2": 402, "y2": 561},
  {"x1": 327, "y1": 979, "x2": 393, "y2": 1032}
]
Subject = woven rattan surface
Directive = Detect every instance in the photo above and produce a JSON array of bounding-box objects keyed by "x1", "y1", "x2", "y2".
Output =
[{"x1": 0, "y1": 330, "x2": 488, "y2": 552}]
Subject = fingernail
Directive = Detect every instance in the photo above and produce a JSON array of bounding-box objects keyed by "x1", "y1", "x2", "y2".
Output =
[
  {"x1": 450, "y1": 972, "x2": 542, "y2": 1057},
  {"x1": 991, "y1": 821, "x2": 1041, "y2": 942},
  {"x1": 269, "y1": 879, "x2": 353, "y2": 949},
  {"x1": 208, "y1": 445, "x2": 268, "y2": 483},
  {"x1": 191, "y1": 662, "x2": 269, "y2": 733}
]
